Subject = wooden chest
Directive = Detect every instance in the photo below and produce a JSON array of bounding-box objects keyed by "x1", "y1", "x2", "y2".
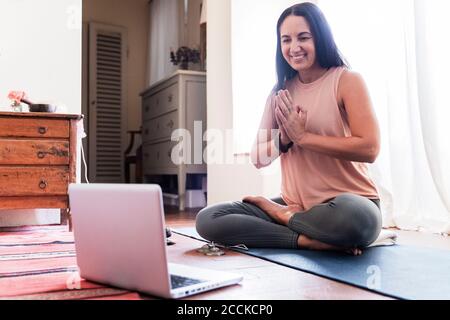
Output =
[{"x1": 0, "y1": 112, "x2": 83, "y2": 226}]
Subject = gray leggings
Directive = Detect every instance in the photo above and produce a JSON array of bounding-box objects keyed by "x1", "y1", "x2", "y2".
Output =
[{"x1": 195, "y1": 193, "x2": 382, "y2": 249}]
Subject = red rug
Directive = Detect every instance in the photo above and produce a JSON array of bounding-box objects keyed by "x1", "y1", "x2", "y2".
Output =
[{"x1": 0, "y1": 226, "x2": 144, "y2": 300}]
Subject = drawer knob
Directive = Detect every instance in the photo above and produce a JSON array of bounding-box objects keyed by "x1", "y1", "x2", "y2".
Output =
[
  {"x1": 37, "y1": 151, "x2": 46, "y2": 159},
  {"x1": 168, "y1": 94, "x2": 173, "y2": 103},
  {"x1": 38, "y1": 127, "x2": 47, "y2": 135},
  {"x1": 167, "y1": 120, "x2": 174, "y2": 128},
  {"x1": 39, "y1": 180, "x2": 48, "y2": 190}
]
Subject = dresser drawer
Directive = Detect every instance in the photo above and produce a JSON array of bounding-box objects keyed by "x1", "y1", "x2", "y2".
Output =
[
  {"x1": 0, "y1": 167, "x2": 69, "y2": 196},
  {"x1": 142, "y1": 140, "x2": 180, "y2": 170},
  {"x1": 142, "y1": 110, "x2": 178, "y2": 143},
  {"x1": 143, "y1": 84, "x2": 178, "y2": 120},
  {"x1": 0, "y1": 140, "x2": 69, "y2": 165},
  {"x1": 0, "y1": 118, "x2": 69, "y2": 138}
]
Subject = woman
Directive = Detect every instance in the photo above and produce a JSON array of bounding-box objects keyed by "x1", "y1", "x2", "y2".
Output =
[{"x1": 196, "y1": 2, "x2": 381, "y2": 255}]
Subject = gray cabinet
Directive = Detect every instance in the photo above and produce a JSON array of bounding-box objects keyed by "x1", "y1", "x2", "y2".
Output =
[{"x1": 140, "y1": 70, "x2": 206, "y2": 210}]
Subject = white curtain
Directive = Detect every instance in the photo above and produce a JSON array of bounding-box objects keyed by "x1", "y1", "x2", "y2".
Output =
[
  {"x1": 148, "y1": 0, "x2": 179, "y2": 86},
  {"x1": 318, "y1": 0, "x2": 450, "y2": 233}
]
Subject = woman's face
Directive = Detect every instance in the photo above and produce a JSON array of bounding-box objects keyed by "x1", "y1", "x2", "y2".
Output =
[{"x1": 279, "y1": 15, "x2": 317, "y2": 72}]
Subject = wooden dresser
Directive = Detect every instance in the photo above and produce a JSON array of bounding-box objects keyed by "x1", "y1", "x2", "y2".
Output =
[
  {"x1": 140, "y1": 70, "x2": 206, "y2": 210},
  {"x1": 0, "y1": 112, "x2": 83, "y2": 228}
]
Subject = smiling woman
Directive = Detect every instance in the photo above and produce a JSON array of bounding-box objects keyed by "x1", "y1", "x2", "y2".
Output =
[
  {"x1": 197, "y1": 2, "x2": 382, "y2": 255},
  {"x1": 282, "y1": 31, "x2": 313, "y2": 65},
  {"x1": 275, "y1": 3, "x2": 347, "y2": 91}
]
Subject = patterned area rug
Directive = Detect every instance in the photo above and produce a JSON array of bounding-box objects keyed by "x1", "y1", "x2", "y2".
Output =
[{"x1": 0, "y1": 226, "x2": 143, "y2": 300}]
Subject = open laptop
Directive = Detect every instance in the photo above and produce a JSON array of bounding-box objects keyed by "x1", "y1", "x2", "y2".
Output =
[{"x1": 68, "y1": 183, "x2": 243, "y2": 299}]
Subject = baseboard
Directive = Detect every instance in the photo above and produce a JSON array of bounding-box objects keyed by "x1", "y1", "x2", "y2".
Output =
[{"x1": 0, "y1": 209, "x2": 60, "y2": 227}]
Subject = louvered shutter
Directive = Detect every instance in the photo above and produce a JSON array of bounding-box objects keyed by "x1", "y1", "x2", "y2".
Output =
[{"x1": 88, "y1": 23, "x2": 127, "y2": 182}]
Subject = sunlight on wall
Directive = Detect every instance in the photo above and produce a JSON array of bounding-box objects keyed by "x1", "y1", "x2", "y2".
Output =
[{"x1": 231, "y1": 0, "x2": 304, "y2": 154}]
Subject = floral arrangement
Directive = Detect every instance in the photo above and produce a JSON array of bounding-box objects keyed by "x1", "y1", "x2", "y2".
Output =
[
  {"x1": 7, "y1": 91, "x2": 29, "y2": 112},
  {"x1": 170, "y1": 46, "x2": 200, "y2": 70}
]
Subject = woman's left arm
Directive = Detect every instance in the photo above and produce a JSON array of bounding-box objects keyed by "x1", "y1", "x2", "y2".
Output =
[{"x1": 297, "y1": 71, "x2": 380, "y2": 163}]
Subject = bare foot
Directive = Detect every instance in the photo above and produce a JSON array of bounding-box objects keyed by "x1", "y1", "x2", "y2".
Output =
[
  {"x1": 242, "y1": 196, "x2": 302, "y2": 226},
  {"x1": 243, "y1": 196, "x2": 363, "y2": 256},
  {"x1": 299, "y1": 235, "x2": 363, "y2": 256}
]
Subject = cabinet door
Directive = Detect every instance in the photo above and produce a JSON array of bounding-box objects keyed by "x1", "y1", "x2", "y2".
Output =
[
  {"x1": 142, "y1": 110, "x2": 179, "y2": 143},
  {"x1": 0, "y1": 118, "x2": 69, "y2": 138},
  {"x1": 0, "y1": 167, "x2": 69, "y2": 196},
  {"x1": 0, "y1": 140, "x2": 70, "y2": 165},
  {"x1": 88, "y1": 22, "x2": 127, "y2": 183},
  {"x1": 142, "y1": 83, "x2": 178, "y2": 120},
  {"x1": 142, "y1": 140, "x2": 180, "y2": 172}
]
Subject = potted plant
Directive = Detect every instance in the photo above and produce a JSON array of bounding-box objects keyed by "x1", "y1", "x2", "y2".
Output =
[{"x1": 170, "y1": 46, "x2": 201, "y2": 70}]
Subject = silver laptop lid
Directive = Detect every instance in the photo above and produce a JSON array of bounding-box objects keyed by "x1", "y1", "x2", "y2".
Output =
[{"x1": 68, "y1": 183, "x2": 172, "y2": 297}]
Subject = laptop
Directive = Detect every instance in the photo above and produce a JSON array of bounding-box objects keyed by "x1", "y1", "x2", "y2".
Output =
[{"x1": 68, "y1": 183, "x2": 243, "y2": 299}]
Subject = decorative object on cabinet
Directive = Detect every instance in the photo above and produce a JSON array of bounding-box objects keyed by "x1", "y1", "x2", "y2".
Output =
[
  {"x1": 140, "y1": 70, "x2": 206, "y2": 211},
  {"x1": 170, "y1": 46, "x2": 201, "y2": 70},
  {"x1": 7, "y1": 91, "x2": 57, "y2": 113},
  {"x1": 0, "y1": 112, "x2": 83, "y2": 230}
]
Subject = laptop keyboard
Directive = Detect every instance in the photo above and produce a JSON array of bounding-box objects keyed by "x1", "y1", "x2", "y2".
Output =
[{"x1": 170, "y1": 274, "x2": 206, "y2": 289}]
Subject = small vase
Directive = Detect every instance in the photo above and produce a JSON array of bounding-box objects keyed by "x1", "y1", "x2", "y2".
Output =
[{"x1": 12, "y1": 104, "x2": 23, "y2": 112}]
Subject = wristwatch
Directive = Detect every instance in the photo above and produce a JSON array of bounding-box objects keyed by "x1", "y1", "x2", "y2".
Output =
[{"x1": 279, "y1": 133, "x2": 293, "y2": 153}]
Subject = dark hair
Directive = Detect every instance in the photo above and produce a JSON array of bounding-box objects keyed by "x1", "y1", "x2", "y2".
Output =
[{"x1": 274, "y1": 2, "x2": 348, "y2": 91}]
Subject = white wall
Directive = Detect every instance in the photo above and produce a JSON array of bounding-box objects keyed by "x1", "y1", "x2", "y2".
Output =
[
  {"x1": 207, "y1": 0, "x2": 282, "y2": 204},
  {"x1": 0, "y1": 0, "x2": 82, "y2": 110},
  {"x1": 0, "y1": 0, "x2": 82, "y2": 226},
  {"x1": 83, "y1": 0, "x2": 149, "y2": 131}
]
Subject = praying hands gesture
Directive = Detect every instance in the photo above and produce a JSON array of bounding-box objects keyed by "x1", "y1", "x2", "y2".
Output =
[{"x1": 275, "y1": 90, "x2": 308, "y2": 147}]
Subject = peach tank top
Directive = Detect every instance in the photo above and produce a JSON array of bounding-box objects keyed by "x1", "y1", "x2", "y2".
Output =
[{"x1": 276, "y1": 66, "x2": 379, "y2": 210}]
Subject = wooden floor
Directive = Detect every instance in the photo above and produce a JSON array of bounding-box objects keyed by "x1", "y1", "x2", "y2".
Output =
[{"x1": 164, "y1": 206, "x2": 450, "y2": 300}]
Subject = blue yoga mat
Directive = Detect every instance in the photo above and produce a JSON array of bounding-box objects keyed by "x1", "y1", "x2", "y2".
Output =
[{"x1": 174, "y1": 227, "x2": 450, "y2": 300}]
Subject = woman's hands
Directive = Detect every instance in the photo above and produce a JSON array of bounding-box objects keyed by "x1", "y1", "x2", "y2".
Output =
[
  {"x1": 275, "y1": 90, "x2": 308, "y2": 146},
  {"x1": 274, "y1": 92, "x2": 291, "y2": 146}
]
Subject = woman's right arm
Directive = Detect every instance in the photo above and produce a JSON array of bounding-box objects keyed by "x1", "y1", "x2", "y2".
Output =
[{"x1": 250, "y1": 93, "x2": 282, "y2": 169}]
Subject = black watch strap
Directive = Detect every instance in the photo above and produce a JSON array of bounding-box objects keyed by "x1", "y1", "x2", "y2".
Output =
[{"x1": 278, "y1": 133, "x2": 293, "y2": 153}]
